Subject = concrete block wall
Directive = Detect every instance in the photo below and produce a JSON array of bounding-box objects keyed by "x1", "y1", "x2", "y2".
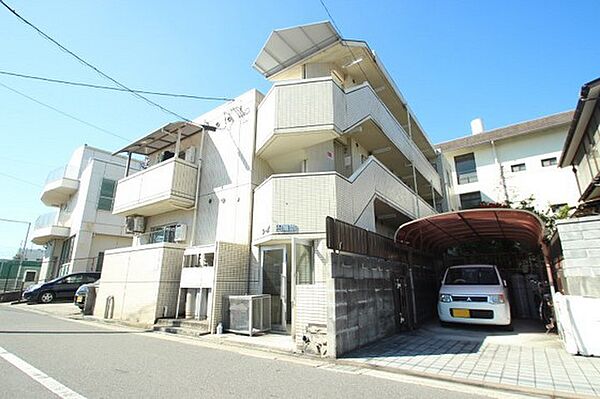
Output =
[
  {"x1": 556, "y1": 215, "x2": 600, "y2": 297},
  {"x1": 331, "y1": 252, "x2": 397, "y2": 357}
]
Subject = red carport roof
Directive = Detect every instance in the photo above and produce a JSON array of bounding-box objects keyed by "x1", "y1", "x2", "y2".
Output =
[{"x1": 394, "y1": 209, "x2": 544, "y2": 252}]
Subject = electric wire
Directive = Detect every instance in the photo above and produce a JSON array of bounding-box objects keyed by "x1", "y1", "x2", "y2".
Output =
[
  {"x1": 0, "y1": 0, "x2": 193, "y2": 122},
  {"x1": 0, "y1": 81, "x2": 131, "y2": 141},
  {"x1": 0, "y1": 172, "x2": 41, "y2": 188},
  {"x1": 0, "y1": 70, "x2": 234, "y2": 102},
  {"x1": 319, "y1": 0, "x2": 371, "y2": 84}
]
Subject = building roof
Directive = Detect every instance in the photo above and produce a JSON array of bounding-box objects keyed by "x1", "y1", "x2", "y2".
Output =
[
  {"x1": 253, "y1": 21, "x2": 340, "y2": 78},
  {"x1": 436, "y1": 111, "x2": 573, "y2": 152},
  {"x1": 559, "y1": 77, "x2": 600, "y2": 167},
  {"x1": 113, "y1": 122, "x2": 216, "y2": 156},
  {"x1": 394, "y1": 208, "x2": 544, "y2": 252}
]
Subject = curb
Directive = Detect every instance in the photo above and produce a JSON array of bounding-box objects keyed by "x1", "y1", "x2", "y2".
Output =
[{"x1": 7, "y1": 304, "x2": 595, "y2": 399}]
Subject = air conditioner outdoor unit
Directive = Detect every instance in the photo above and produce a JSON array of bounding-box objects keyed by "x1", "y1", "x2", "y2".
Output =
[
  {"x1": 133, "y1": 216, "x2": 146, "y2": 233},
  {"x1": 125, "y1": 216, "x2": 135, "y2": 234},
  {"x1": 227, "y1": 294, "x2": 271, "y2": 336},
  {"x1": 174, "y1": 224, "x2": 187, "y2": 242}
]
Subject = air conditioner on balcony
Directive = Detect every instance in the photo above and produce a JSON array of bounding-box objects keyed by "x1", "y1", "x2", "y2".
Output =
[
  {"x1": 126, "y1": 216, "x2": 146, "y2": 234},
  {"x1": 174, "y1": 224, "x2": 187, "y2": 242}
]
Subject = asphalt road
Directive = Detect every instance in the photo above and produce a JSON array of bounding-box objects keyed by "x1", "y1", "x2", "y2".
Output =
[{"x1": 0, "y1": 305, "x2": 494, "y2": 399}]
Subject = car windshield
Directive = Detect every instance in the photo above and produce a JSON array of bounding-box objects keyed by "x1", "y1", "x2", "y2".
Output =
[{"x1": 444, "y1": 267, "x2": 499, "y2": 285}]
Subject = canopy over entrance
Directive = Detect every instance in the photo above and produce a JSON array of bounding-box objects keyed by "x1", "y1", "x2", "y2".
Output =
[{"x1": 394, "y1": 209, "x2": 544, "y2": 252}]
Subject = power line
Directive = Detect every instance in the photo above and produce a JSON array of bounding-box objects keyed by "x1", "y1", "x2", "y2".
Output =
[
  {"x1": 319, "y1": 0, "x2": 370, "y2": 84},
  {"x1": 0, "y1": 70, "x2": 234, "y2": 102},
  {"x1": 0, "y1": 172, "x2": 41, "y2": 188},
  {"x1": 0, "y1": 0, "x2": 192, "y2": 122},
  {"x1": 0, "y1": 81, "x2": 131, "y2": 141}
]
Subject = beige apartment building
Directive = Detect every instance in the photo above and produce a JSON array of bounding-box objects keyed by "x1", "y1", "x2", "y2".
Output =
[
  {"x1": 31, "y1": 145, "x2": 141, "y2": 281},
  {"x1": 94, "y1": 21, "x2": 443, "y2": 357},
  {"x1": 437, "y1": 112, "x2": 580, "y2": 212}
]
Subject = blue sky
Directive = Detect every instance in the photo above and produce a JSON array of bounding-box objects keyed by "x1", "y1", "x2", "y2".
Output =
[{"x1": 0, "y1": 1, "x2": 597, "y2": 258}]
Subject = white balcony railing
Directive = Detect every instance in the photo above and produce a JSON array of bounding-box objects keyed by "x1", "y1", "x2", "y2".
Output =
[
  {"x1": 112, "y1": 157, "x2": 198, "y2": 217},
  {"x1": 31, "y1": 212, "x2": 70, "y2": 245},
  {"x1": 40, "y1": 165, "x2": 80, "y2": 207}
]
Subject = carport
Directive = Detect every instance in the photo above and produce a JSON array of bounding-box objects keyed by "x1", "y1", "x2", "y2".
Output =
[{"x1": 394, "y1": 208, "x2": 554, "y2": 328}]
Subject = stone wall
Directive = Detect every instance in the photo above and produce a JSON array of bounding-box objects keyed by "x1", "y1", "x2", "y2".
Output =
[{"x1": 556, "y1": 215, "x2": 600, "y2": 297}]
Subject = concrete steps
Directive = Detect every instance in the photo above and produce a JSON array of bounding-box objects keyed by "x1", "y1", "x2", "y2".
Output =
[{"x1": 153, "y1": 318, "x2": 210, "y2": 337}]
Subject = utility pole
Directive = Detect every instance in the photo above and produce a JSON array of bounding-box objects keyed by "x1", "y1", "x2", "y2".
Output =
[{"x1": 0, "y1": 217, "x2": 32, "y2": 291}]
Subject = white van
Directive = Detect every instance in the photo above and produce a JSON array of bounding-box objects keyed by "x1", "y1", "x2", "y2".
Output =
[{"x1": 437, "y1": 264, "x2": 511, "y2": 327}]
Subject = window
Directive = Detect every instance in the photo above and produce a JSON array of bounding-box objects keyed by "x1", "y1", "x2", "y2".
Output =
[
  {"x1": 24, "y1": 270, "x2": 37, "y2": 282},
  {"x1": 58, "y1": 235, "x2": 75, "y2": 266},
  {"x1": 444, "y1": 267, "x2": 499, "y2": 285},
  {"x1": 295, "y1": 242, "x2": 314, "y2": 284},
  {"x1": 64, "y1": 274, "x2": 84, "y2": 284},
  {"x1": 98, "y1": 179, "x2": 116, "y2": 211},
  {"x1": 459, "y1": 191, "x2": 482, "y2": 210},
  {"x1": 454, "y1": 153, "x2": 478, "y2": 184},
  {"x1": 511, "y1": 163, "x2": 526, "y2": 172},
  {"x1": 148, "y1": 224, "x2": 177, "y2": 244},
  {"x1": 541, "y1": 157, "x2": 557, "y2": 167}
]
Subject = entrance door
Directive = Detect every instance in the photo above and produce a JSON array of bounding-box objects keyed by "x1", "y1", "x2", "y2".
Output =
[{"x1": 261, "y1": 246, "x2": 290, "y2": 332}]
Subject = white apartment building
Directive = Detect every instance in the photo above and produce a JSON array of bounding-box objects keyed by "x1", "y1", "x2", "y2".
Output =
[
  {"x1": 93, "y1": 22, "x2": 443, "y2": 356},
  {"x1": 437, "y1": 112, "x2": 580, "y2": 212},
  {"x1": 31, "y1": 145, "x2": 141, "y2": 281}
]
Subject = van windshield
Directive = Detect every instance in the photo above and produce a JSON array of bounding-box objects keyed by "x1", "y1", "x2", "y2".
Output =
[{"x1": 444, "y1": 267, "x2": 499, "y2": 285}]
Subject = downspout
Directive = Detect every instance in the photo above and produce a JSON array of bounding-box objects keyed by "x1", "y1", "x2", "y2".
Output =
[
  {"x1": 189, "y1": 128, "x2": 206, "y2": 248},
  {"x1": 491, "y1": 140, "x2": 509, "y2": 203}
]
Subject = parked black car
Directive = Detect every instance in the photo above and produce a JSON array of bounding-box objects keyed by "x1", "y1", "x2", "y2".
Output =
[{"x1": 22, "y1": 272, "x2": 101, "y2": 303}]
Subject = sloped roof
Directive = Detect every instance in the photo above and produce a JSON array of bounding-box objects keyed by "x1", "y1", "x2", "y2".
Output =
[
  {"x1": 113, "y1": 122, "x2": 215, "y2": 156},
  {"x1": 253, "y1": 21, "x2": 340, "y2": 78},
  {"x1": 395, "y1": 209, "x2": 544, "y2": 252},
  {"x1": 436, "y1": 111, "x2": 573, "y2": 152}
]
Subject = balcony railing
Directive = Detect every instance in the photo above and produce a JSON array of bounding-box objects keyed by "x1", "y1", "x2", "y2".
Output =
[
  {"x1": 457, "y1": 171, "x2": 478, "y2": 185},
  {"x1": 134, "y1": 225, "x2": 177, "y2": 246},
  {"x1": 31, "y1": 212, "x2": 70, "y2": 245},
  {"x1": 112, "y1": 157, "x2": 198, "y2": 217},
  {"x1": 41, "y1": 165, "x2": 80, "y2": 207}
]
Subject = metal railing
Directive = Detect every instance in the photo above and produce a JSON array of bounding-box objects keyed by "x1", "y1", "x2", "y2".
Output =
[
  {"x1": 457, "y1": 171, "x2": 478, "y2": 185},
  {"x1": 135, "y1": 225, "x2": 176, "y2": 245}
]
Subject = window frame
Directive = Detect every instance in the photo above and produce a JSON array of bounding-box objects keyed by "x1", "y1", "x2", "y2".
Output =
[
  {"x1": 454, "y1": 153, "x2": 478, "y2": 185},
  {"x1": 510, "y1": 163, "x2": 527, "y2": 173},
  {"x1": 97, "y1": 178, "x2": 117, "y2": 211},
  {"x1": 459, "y1": 191, "x2": 482, "y2": 210},
  {"x1": 541, "y1": 157, "x2": 557, "y2": 167}
]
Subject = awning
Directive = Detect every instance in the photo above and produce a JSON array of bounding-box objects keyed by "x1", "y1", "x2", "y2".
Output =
[
  {"x1": 253, "y1": 21, "x2": 340, "y2": 78},
  {"x1": 113, "y1": 121, "x2": 216, "y2": 156},
  {"x1": 394, "y1": 209, "x2": 544, "y2": 252}
]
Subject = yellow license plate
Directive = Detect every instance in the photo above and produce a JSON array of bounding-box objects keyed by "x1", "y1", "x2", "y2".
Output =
[
  {"x1": 452, "y1": 308, "x2": 470, "y2": 318},
  {"x1": 76, "y1": 296, "x2": 84, "y2": 303}
]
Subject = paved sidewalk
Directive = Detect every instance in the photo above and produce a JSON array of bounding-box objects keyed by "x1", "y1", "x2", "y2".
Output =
[{"x1": 344, "y1": 328, "x2": 600, "y2": 398}]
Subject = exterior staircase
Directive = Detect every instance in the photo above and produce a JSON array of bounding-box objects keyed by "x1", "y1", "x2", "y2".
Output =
[{"x1": 153, "y1": 318, "x2": 210, "y2": 337}]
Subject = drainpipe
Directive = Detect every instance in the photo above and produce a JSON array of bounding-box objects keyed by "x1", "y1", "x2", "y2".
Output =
[
  {"x1": 189, "y1": 128, "x2": 206, "y2": 248},
  {"x1": 491, "y1": 140, "x2": 509, "y2": 203}
]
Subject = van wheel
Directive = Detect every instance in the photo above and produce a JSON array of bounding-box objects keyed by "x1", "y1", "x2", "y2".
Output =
[
  {"x1": 39, "y1": 291, "x2": 55, "y2": 304},
  {"x1": 502, "y1": 323, "x2": 514, "y2": 332},
  {"x1": 439, "y1": 321, "x2": 452, "y2": 328}
]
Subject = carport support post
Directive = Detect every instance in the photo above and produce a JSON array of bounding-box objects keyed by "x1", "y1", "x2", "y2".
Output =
[
  {"x1": 125, "y1": 152, "x2": 132, "y2": 177},
  {"x1": 541, "y1": 243, "x2": 556, "y2": 296},
  {"x1": 407, "y1": 249, "x2": 418, "y2": 329}
]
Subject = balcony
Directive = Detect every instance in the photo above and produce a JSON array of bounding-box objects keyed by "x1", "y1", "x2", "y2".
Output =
[
  {"x1": 112, "y1": 157, "x2": 198, "y2": 217},
  {"x1": 40, "y1": 165, "x2": 79, "y2": 206},
  {"x1": 252, "y1": 157, "x2": 436, "y2": 241},
  {"x1": 31, "y1": 212, "x2": 70, "y2": 245},
  {"x1": 256, "y1": 78, "x2": 441, "y2": 193}
]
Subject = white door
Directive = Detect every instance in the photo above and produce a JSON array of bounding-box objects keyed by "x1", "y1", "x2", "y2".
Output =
[{"x1": 261, "y1": 246, "x2": 289, "y2": 331}]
